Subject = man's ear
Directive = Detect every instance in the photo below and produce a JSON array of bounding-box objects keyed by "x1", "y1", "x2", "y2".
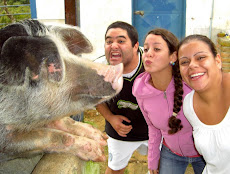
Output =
[
  {"x1": 134, "y1": 41, "x2": 139, "y2": 52},
  {"x1": 215, "y1": 54, "x2": 222, "y2": 70},
  {"x1": 170, "y1": 51, "x2": 177, "y2": 63}
]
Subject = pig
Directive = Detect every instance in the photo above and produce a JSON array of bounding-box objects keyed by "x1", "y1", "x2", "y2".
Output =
[{"x1": 0, "y1": 19, "x2": 123, "y2": 173}]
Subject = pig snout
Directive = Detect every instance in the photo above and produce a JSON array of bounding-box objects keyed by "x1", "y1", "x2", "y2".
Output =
[
  {"x1": 95, "y1": 63, "x2": 123, "y2": 93},
  {"x1": 105, "y1": 63, "x2": 123, "y2": 92}
]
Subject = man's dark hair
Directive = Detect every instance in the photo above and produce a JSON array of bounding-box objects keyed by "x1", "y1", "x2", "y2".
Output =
[{"x1": 105, "y1": 21, "x2": 138, "y2": 47}]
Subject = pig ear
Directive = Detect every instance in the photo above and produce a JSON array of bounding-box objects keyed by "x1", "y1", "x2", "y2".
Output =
[
  {"x1": 0, "y1": 23, "x2": 28, "y2": 53},
  {"x1": 50, "y1": 26, "x2": 93, "y2": 55},
  {"x1": 0, "y1": 35, "x2": 63, "y2": 85}
]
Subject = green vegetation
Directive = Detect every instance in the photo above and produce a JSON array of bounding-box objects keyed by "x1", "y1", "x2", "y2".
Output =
[
  {"x1": 0, "y1": 0, "x2": 31, "y2": 28},
  {"x1": 84, "y1": 161, "x2": 100, "y2": 174}
]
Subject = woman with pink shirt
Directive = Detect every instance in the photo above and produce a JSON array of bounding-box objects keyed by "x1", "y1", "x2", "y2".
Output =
[{"x1": 132, "y1": 28, "x2": 205, "y2": 174}]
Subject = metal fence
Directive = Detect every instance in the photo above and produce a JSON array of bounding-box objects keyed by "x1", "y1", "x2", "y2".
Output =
[{"x1": 0, "y1": 3, "x2": 31, "y2": 28}]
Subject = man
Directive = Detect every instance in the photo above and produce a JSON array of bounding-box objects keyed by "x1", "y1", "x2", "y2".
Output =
[{"x1": 96, "y1": 21, "x2": 148, "y2": 174}]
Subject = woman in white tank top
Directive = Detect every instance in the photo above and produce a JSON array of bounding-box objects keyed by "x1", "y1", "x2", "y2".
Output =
[{"x1": 178, "y1": 34, "x2": 230, "y2": 174}]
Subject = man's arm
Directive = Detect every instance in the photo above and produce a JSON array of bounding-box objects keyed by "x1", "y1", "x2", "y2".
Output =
[{"x1": 96, "y1": 103, "x2": 132, "y2": 137}]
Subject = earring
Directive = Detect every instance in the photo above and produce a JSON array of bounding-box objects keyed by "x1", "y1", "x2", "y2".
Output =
[{"x1": 170, "y1": 61, "x2": 175, "y2": 66}]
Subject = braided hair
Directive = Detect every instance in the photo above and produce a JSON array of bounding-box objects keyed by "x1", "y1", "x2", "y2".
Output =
[
  {"x1": 168, "y1": 60, "x2": 184, "y2": 134},
  {"x1": 145, "y1": 28, "x2": 183, "y2": 134}
]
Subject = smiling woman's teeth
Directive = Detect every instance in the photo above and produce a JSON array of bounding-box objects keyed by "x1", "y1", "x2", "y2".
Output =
[{"x1": 190, "y1": 73, "x2": 205, "y2": 78}]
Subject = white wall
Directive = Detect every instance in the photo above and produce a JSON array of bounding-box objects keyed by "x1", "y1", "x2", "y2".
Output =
[
  {"x1": 80, "y1": 0, "x2": 132, "y2": 60},
  {"x1": 35, "y1": 0, "x2": 230, "y2": 59},
  {"x1": 186, "y1": 0, "x2": 230, "y2": 42},
  {"x1": 36, "y1": 0, "x2": 65, "y2": 24},
  {"x1": 35, "y1": 0, "x2": 131, "y2": 59}
]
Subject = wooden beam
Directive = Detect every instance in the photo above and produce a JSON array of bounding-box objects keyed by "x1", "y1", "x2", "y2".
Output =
[{"x1": 64, "y1": 0, "x2": 80, "y2": 26}]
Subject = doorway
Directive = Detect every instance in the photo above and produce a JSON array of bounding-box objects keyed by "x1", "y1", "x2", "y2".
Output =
[{"x1": 132, "y1": 0, "x2": 186, "y2": 45}]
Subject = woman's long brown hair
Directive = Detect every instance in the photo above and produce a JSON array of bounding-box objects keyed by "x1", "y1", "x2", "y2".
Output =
[{"x1": 145, "y1": 28, "x2": 183, "y2": 134}]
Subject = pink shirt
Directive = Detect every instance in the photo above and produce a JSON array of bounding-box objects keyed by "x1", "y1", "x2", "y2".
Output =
[{"x1": 132, "y1": 72, "x2": 200, "y2": 170}]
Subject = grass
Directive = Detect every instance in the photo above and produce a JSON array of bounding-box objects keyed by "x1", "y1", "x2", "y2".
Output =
[{"x1": 83, "y1": 161, "x2": 100, "y2": 174}]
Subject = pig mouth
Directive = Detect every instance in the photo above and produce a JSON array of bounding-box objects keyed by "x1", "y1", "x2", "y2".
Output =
[
  {"x1": 70, "y1": 80, "x2": 118, "y2": 102},
  {"x1": 71, "y1": 93, "x2": 117, "y2": 102}
]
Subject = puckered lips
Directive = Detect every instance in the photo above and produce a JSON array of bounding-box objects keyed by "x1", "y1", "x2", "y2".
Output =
[
  {"x1": 144, "y1": 60, "x2": 152, "y2": 65},
  {"x1": 189, "y1": 72, "x2": 205, "y2": 80}
]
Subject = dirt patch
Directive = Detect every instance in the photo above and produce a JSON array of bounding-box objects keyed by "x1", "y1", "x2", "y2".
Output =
[{"x1": 83, "y1": 109, "x2": 194, "y2": 174}]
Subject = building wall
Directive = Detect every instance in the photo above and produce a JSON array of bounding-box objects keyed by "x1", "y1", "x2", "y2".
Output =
[
  {"x1": 35, "y1": 0, "x2": 230, "y2": 59},
  {"x1": 80, "y1": 0, "x2": 132, "y2": 59},
  {"x1": 36, "y1": 0, "x2": 65, "y2": 24},
  {"x1": 186, "y1": 0, "x2": 230, "y2": 42}
]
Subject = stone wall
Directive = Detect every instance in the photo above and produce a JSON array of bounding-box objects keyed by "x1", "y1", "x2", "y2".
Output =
[{"x1": 217, "y1": 35, "x2": 230, "y2": 72}]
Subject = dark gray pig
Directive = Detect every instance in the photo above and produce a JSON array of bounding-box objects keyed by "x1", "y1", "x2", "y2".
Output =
[{"x1": 0, "y1": 19, "x2": 123, "y2": 167}]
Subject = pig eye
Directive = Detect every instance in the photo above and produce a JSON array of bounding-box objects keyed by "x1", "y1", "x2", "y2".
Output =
[{"x1": 30, "y1": 61, "x2": 63, "y2": 84}]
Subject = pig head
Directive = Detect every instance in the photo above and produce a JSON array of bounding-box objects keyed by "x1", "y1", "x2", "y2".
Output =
[{"x1": 0, "y1": 19, "x2": 123, "y2": 167}]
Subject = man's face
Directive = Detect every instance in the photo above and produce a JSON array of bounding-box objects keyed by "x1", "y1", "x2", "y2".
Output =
[{"x1": 105, "y1": 28, "x2": 136, "y2": 66}]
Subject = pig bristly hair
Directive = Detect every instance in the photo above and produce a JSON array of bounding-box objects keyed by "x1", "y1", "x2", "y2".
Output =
[{"x1": 0, "y1": 19, "x2": 119, "y2": 133}]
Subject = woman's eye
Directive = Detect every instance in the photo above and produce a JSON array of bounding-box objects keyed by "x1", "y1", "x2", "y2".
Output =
[
  {"x1": 198, "y1": 56, "x2": 205, "y2": 60},
  {"x1": 180, "y1": 60, "x2": 189, "y2": 65},
  {"x1": 144, "y1": 48, "x2": 148, "y2": 52},
  {"x1": 154, "y1": 48, "x2": 160, "y2": 51}
]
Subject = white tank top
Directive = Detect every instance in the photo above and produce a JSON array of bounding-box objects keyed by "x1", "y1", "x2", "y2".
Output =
[{"x1": 183, "y1": 90, "x2": 230, "y2": 174}]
